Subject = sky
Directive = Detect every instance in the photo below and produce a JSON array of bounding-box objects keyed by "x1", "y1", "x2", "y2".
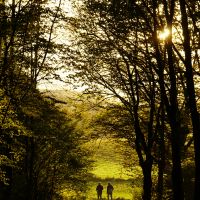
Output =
[{"x1": 37, "y1": 0, "x2": 76, "y2": 91}]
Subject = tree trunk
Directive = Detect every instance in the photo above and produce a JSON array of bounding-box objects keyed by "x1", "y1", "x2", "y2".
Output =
[
  {"x1": 171, "y1": 127, "x2": 184, "y2": 200},
  {"x1": 25, "y1": 136, "x2": 35, "y2": 200},
  {"x1": 154, "y1": 43, "x2": 184, "y2": 199},
  {"x1": 166, "y1": 21, "x2": 184, "y2": 199},
  {"x1": 134, "y1": 117, "x2": 153, "y2": 200},
  {"x1": 179, "y1": 0, "x2": 200, "y2": 199},
  {"x1": 142, "y1": 155, "x2": 153, "y2": 200},
  {"x1": 157, "y1": 104, "x2": 165, "y2": 200}
]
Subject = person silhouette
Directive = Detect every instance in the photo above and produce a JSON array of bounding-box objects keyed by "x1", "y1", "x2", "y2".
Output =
[
  {"x1": 107, "y1": 182, "x2": 114, "y2": 200},
  {"x1": 96, "y1": 183, "x2": 103, "y2": 200}
]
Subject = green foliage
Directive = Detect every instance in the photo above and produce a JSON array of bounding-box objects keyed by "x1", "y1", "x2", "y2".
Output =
[
  {"x1": 0, "y1": 87, "x2": 92, "y2": 200},
  {"x1": 0, "y1": 0, "x2": 199, "y2": 198},
  {"x1": 65, "y1": 0, "x2": 200, "y2": 199},
  {"x1": 0, "y1": 88, "x2": 29, "y2": 185},
  {"x1": 16, "y1": 90, "x2": 91, "y2": 199},
  {"x1": 0, "y1": 0, "x2": 92, "y2": 199}
]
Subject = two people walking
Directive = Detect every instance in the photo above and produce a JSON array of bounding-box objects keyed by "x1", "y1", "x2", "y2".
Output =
[{"x1": 96, "y1": 182, "x2": 114, "y2": 200}]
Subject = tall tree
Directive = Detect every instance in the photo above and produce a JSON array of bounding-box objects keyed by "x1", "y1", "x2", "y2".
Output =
[
  {"x1": 178, "y1": 0, "x2": 200, "y2": 199},
  {"x1": 0, "y1": 1, "x2": 92, "y2": 199},
  {"x1": 66, "y1": 1, "x2": 166, "y2": 199},
  {"x1": 65, "y1": 0, "x2": 199, "y2": 199}
]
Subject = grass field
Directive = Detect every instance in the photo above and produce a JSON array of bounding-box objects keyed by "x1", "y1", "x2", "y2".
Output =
[
  {"x1": 85, "y1": 139, "x2": 142, "y2": 200},
  {"x1": 62, "y1": 138, "x2": 142, "y2": 200},
  {"x1": 86, "y1": 179, "x2": 134, "y2": 200}
]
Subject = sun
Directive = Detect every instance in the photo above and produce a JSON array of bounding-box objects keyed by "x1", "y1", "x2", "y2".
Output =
[{"x1": 158, "y1": 28, "x2": 170, "y2": 40}]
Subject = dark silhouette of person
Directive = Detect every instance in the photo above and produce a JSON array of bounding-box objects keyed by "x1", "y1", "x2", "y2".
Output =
[
  {"x1": 107, "y1": 182, "x2": 114, "y2": 200},
  {"x1": 96, "y1": 183, "x2": 103, "y2": 200}
]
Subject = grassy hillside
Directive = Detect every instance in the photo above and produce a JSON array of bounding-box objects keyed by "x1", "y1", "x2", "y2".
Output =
[
  {"x1": 84, "y1": 138, "x2": 142, "y2": 200},
  {"x1": 62, "y1": 138, "x2": 143, "y2": 200},
  {"x1": 89, "y1": 138, "x2": 129, "y2": 179}
]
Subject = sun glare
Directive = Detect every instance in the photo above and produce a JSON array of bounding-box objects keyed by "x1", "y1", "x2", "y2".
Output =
[{"x1": 158, "y1": 28, "x2": 170, "y2": 40}]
